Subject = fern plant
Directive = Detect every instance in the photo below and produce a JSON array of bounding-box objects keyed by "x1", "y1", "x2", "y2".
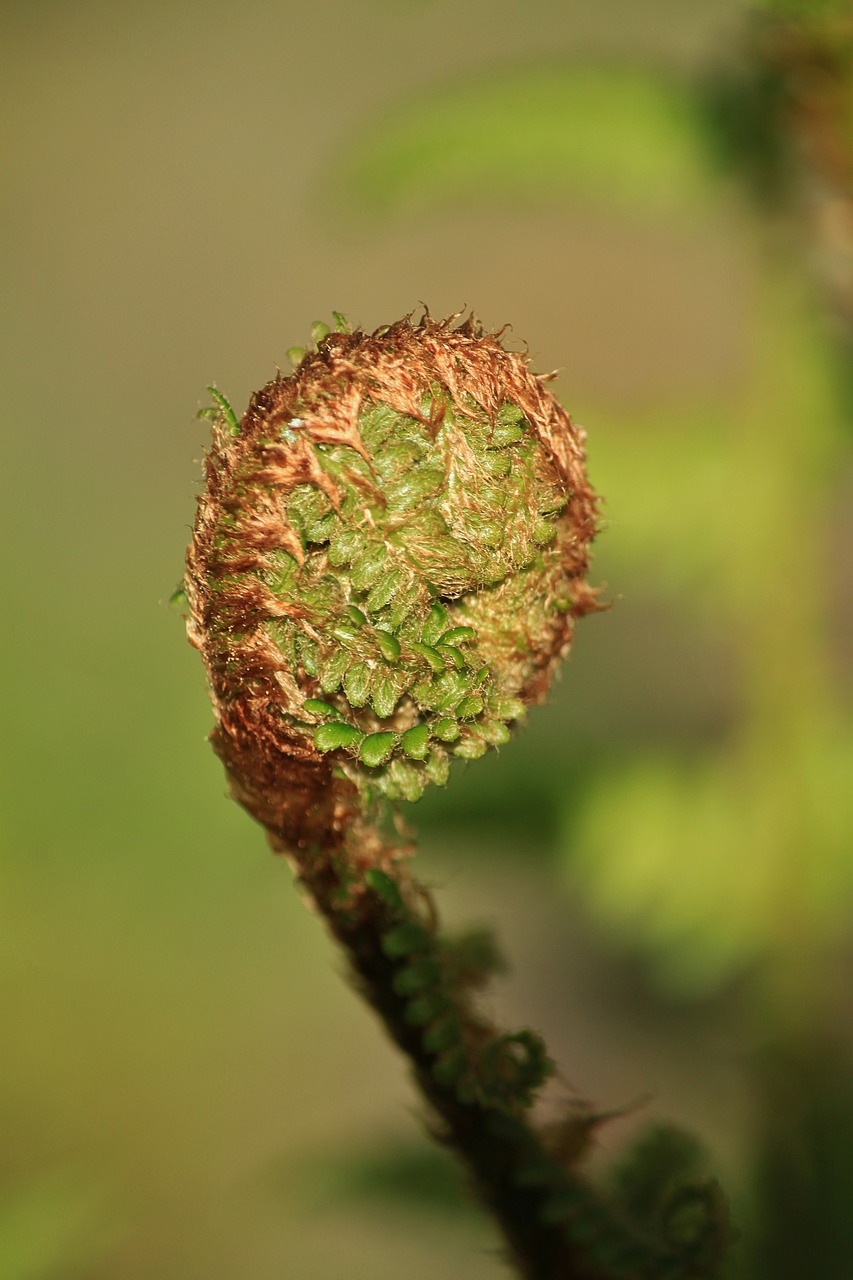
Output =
[{"x1": 180, "y1": 311, "x2": 729, "y2": 1280}]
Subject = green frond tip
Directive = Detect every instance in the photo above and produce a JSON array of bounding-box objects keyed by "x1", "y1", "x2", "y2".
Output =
[
  {"x1": 438, "y1": 625, "x2": 477, "y2": 647},
  {"x1": 609, "y1": 1124, "x2": 708, "y2": 1226},
  {"x1": 404, "y1": 990, "x2": 451, "y2": 1026},
  {"x1": 411, "y1": 642, "x2": 446, "y2": 673},
  {"x1": 359, "y1": 731, "x2": 398, "y2": 767},
  {"x1": 436, "y1": 644, "x2": 465, "y2": 670},
  {"x1": 495, "y1": 696, "x2": 526, "y2": 720},
  {"x1": 303, "y1": 698, "x2": 340, "y2": 719},
  {"x1": 381, "y1": 921, "x2": 432, "y2": 958},
  {"x1": 422, "y1": 602, "x2": 449, "y2": 644},
  {"x1": 475, "y1": 720, "x2": 511, "y2": 747},
  {"x1": 200, "y1": 387, "x2": 239, "y2": 433},
  {"x1": 432, "y1": 718, "x2": 460, "y2": 743},
  {"x1": 392, "y1": 958, "x2": 441, "y2": 996},
  {"x1": 401, "y1": 724, "x2": 430, "y2": 760},
  {"x1": 344, "y1": 661, "x2": 372, "y2": 707},
  {"x1": 314, "y1": 722, "x2": 363, "y2": 753},
  {"x1": 375, "y1": 630, "x2": 401, "y2": 662},
  {"x1": 481, "y1": 1030, "x2": 556, "y2": 1107}
]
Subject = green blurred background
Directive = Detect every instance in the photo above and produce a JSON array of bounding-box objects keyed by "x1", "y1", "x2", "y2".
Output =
[{"x1": 2, "y1": 0, "x2": 852, "y2": 1276}]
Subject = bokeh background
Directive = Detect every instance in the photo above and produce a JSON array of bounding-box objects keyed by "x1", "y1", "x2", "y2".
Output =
[{"x1": 2, "y1": 1, "x2": 852, "y2": 1277}]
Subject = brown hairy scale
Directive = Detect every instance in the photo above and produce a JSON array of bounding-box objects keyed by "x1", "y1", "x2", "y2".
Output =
[{"x1": 185, "y1": 313, "x2": 599, "y2": 903}]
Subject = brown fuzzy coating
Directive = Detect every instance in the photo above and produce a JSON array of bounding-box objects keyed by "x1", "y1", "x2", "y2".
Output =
[{"x1": 185, "y1": 312, "x2": 599, "y2": 887}]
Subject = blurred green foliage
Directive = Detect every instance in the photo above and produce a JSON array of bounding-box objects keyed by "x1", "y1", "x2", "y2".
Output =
[
  {"x1": 576, "y1": 277, "x2": 853, "y2": 995},
  {"x1": 0, "y1": 1173, "x2": 118, "y2": 1280},
  {"x1": 337, "y1": 65, "x2": 716, "y2": 219}
]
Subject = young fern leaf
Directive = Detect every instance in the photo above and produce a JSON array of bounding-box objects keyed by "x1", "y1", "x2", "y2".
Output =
[
  {"x1": 184, "y1": 311, "x2": 599, "y2": 834},
  {"x1": 181, "y1": 311, "x2": 729, "y2": 1280}
]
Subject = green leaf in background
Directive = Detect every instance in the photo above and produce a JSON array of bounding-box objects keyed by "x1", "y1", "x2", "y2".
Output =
[
  {"x1": 336, "y1": 64, "x2": 722, "y2": 220},
  {"x1": 584, "y1": 405, "x2": 738, "y2": 604},
  {"x1": 565, "y1": 270, "x2": 853, "y2": 998},
  {"x1": 0, "y1": 1172, "x2": 120, "y2": 1280},
  {"x1": 569, "y1": 728, "x2": 853, "y2": 995}
]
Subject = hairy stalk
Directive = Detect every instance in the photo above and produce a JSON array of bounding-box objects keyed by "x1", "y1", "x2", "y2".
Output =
[
  {"x1": 279, "y1": 837, "x2": 603, "y2": 1280},
  {"x1": 287, "y1": 854, "x2": 661, "y2": 1279},
  {"x1": 182, "y1": 313, "x2": 728, "y2": 1279}
]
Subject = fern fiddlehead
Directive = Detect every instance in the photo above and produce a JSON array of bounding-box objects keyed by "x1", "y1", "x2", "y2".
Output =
[{"x1": 182, "y1": 311, "x2": 728, "y2": 1279}]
